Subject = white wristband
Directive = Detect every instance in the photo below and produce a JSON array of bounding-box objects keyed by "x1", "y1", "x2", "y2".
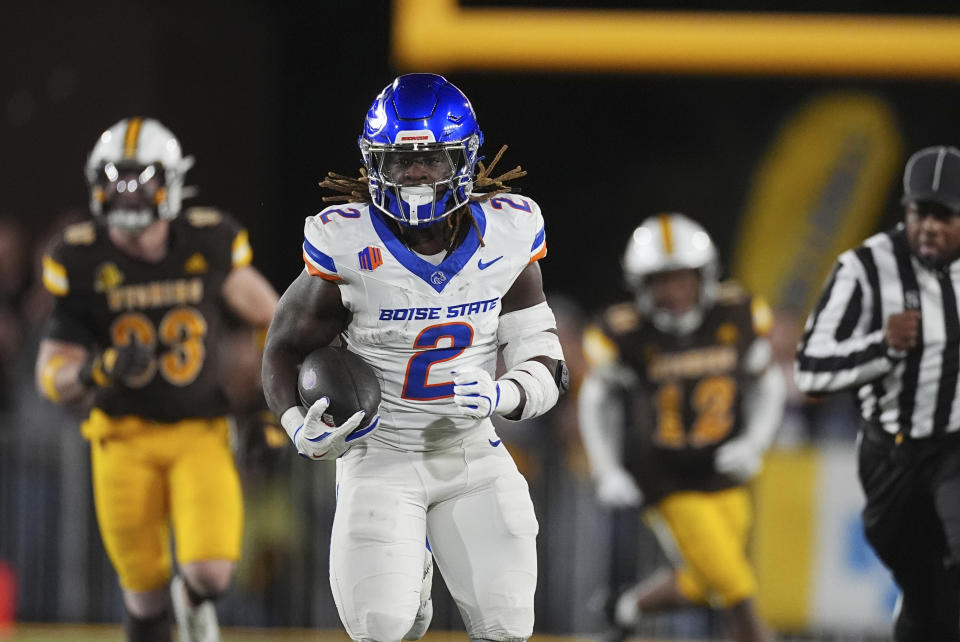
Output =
[
  {"x1": 280, "y1": 406, "x2": 307, "y2": 441},
  {"x1": 496, "y1": 379, "x2": 522, "y2": 416}
]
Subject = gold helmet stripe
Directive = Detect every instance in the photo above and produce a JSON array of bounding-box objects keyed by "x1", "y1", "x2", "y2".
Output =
[
  {"x1": 123, "y1": 117, "x2": 144, "y2": 159},
  {"x1": 657, "y1": 213, "x2": 674, "y2": 255}
]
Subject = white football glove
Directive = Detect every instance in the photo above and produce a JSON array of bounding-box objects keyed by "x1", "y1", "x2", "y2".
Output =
[
  {"x1": 714, "y1": 437, "x2": 763, "y2": 482},
  {"x1": 596, "y1": 467, "x2": 642, "y2": 508},
  {"x1": 292, "y1": 397, "x2": 380, "y2": 461},
  {"x1": 451, "y1": 367, "x2": 502, "y2": 419}
]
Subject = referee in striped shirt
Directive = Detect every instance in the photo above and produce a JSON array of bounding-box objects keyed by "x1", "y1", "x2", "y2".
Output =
[{"x1": 796, "y1": 145, "x2": 960, "y2": 641}]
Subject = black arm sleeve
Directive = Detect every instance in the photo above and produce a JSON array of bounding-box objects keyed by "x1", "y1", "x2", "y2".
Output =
[{"x1": 43, "y1": 295, "x2": 97, "y2": 347}]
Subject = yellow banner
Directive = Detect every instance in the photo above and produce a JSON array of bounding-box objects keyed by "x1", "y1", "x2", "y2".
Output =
[
  {"x1": 732, "y1": 92, "x2": 901, "y2": 314},
  {"x1": 752, "y1": 449, "x2": 818, "y2": 629},
  {"x1": 393, "y1": 0, "x2": 960, "y2": 78}
]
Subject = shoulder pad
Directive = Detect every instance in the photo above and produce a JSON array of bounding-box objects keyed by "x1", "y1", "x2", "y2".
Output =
[
  {"x1": 602, "y1": 302, "x2": 641, "y2": 335},
  {"x1": 181, "y1": 208, "x2": 249, "y2": 268},
  {"x1": 42, "y1": 254, "x2": 70, "y2": 296},
  {"x1": 583, "y1": 324, "x2": 619, "y2": 367},
  {"x1": 185, "y1": 207, "x2": 223, "y2": 227},
  {"x1": 62, "y1": 221, "x2": 97, "y2": 246}
]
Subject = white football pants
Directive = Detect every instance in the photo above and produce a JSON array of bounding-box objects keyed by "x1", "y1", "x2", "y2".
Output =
[{"x1": 330, "y1": 422, "x2": 538, "y2": 642}]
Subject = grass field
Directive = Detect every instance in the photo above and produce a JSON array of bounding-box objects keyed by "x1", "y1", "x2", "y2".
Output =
[
  {"x1": 0, "y1": 624, "x2": 891, "y2": 641},
  {"x1": 0, "y1": 625, "x2": 598, "y2": 641}
]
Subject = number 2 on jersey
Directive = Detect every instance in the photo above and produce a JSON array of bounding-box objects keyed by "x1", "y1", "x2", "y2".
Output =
[
  {"x1": 489, "y1": 197, "x2": 531, "y2": 212},
  {"x1": 401, "y1": 322, "x2": 474, "y2": 401}
]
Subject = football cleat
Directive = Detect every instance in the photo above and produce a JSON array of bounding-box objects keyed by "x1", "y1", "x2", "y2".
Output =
[
  {"x1": 170, "y1": 575, "x2": 220, "y2": 642},
  {"x1": 612, "y1": 583, "x2": 643, "y2": 629}
]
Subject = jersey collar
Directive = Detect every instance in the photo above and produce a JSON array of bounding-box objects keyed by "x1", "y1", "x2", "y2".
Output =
[{"x1": 370, "y1": 204, "x2": 487, "y2": 293}]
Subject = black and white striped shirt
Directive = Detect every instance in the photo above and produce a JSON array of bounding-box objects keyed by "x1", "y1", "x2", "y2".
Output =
[{"x1": 795, "y1": 224, "x2": 960, "y2": 439}]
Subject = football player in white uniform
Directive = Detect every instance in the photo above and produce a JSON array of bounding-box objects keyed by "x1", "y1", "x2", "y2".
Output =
[{"x1": 262, "y1": 74, "x2": 568, "y2": 642}]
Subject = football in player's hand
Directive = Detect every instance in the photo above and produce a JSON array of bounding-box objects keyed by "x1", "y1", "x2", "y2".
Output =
[{"x1": 297, "y1": 346, "x2": 381, "y2": 428}]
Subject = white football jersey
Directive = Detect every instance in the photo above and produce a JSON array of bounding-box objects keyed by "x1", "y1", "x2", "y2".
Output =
[{"x1": 302, "y1": 196, "x2": 548, "y2": 450}]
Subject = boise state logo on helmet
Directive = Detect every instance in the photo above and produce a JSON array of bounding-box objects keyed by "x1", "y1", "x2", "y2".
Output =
[{"x1": 359, "y1": 74, "x2": 484, "y2": 227}]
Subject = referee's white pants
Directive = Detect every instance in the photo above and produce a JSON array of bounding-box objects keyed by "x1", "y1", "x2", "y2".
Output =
[{"x1": 330, "y1": 422, "x2": 538, "y2": 642}]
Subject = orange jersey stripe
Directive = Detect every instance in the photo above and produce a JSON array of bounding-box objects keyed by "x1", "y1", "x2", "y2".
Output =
[
  {"x1": 529, "y1": 244, "x2": 548, "y2": 263},
  {"x1": 303, "y1": 250, "x2": 343, "y2": 281}
]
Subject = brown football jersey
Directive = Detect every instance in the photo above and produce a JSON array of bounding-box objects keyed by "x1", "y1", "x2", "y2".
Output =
[
  {"x1": 41, "y1": 208, "x2": 254, "y2": 423},
  {"x1": 596, "y1": 285, "x2": 769, "y2": 503}
]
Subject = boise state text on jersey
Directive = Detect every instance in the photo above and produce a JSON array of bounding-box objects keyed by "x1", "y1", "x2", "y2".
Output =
[{"x1": 302, "y1": 196, "x2": 547, "y2": 450}]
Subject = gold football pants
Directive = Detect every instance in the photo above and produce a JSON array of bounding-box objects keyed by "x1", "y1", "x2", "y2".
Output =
[
  {"x1": 85, "y1": 409, "x2": 243, "y2": 592},
  {"x1": 645, "y1": 487, "x2": 757, "y2": 608}
]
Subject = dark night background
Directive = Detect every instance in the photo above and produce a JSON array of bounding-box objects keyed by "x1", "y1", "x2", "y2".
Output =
[
  {"x1": 4, "y1": 1, "x2": 960, "y2": 636},
  {"x1": 4, "y1": 0, "x2": 960, "y2": 312}
]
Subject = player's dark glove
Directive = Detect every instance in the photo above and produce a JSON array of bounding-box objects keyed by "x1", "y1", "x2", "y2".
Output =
[
  {"x1": 78, "y1": 343, "x2": 154, "y2": 388},
  {"x1": 235, "y1": 410, "x2": 287, "y2": 472}
]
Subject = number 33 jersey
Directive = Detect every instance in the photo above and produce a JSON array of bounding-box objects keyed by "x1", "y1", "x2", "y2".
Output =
[
  {"x1": 303, "y1": 197, "x2": 548, "y2": 450},
  {"x1": 586, "y1": 286, "x2": 773, "y2": 503},
  {"x1": 42, "y1": 208, "x2": 253, "y2": 424}
]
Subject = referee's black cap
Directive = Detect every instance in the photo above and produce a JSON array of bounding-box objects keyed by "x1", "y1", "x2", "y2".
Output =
[{"x1": 902, "y1": 145, "x2": 960, "y2": 211}]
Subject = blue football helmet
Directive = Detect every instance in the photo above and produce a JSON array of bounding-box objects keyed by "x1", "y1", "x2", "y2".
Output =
[{"x1": 359, "y1": 73, "x2": 483, "y2": 226}]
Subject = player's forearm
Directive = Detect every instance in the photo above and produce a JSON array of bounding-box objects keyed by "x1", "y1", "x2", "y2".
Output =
[
  {"x1": 577, "y1": 372, "x2": 627, "y2": 477},
  {"x1": 497, "y1": 355, "x2": 557, "y2": 417},
  {"x1": 36, "y1": 351, "x2": 87, "y2": 404},
  {"x1": 496, "y1": 302, "x2": 567, "y2": 420},
  {"x1": 261, "y1": 339, "x2": 303, "y2": 417},
  {"x1": 261, "y1": 270, "x2": 349, "y2": 418},
  {"x1": 740, "y1": 366, "x2": 786, "y2": 451},
  {"x1": 222, "y1": 265, "x2": 279, "y2": 330}
]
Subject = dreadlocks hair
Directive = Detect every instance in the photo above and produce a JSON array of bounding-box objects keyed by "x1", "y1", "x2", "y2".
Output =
[
  {"x1": 317, "y1": 168, "x2": 373, "y2": 204},
  {"x1": 317, "y1": 145, "x2": 527, "y2": 252},
  {"x1": 469, "y1": 145, "x2": 527, "y2": 204}
]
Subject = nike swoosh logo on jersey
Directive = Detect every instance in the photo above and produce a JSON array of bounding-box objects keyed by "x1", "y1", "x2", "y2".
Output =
[
  {"x1": 477, "y1": 256, "x2": 503, "y2": 270},
  {"x1": 489, "y1": 438, "x2": 502, "y2": 447}
]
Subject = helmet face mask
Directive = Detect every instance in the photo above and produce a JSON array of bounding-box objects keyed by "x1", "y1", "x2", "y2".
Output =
[
  {"x1": 359, "y1": 74, "x2": 483, "y2": 227},
  {"x1": 622, "y1": 213, "x2": 720, "y2": 335},
  {"x1": 90, "y1": 161, "x2": 168, "y2": 233},
  {"x1": 374, "y1": 145, "x2": 464, "y2": 185},
  {"x1": 86, "y1": 117, "x2": 194, "y2": 234},
  {"x1": 365, "y1": 140, "x2": 474, "y2": 227}
]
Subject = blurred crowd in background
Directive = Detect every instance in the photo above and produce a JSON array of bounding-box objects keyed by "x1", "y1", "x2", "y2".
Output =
[{"x1": 5, "y1": 0, "x2": 960, "y2": 639}]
